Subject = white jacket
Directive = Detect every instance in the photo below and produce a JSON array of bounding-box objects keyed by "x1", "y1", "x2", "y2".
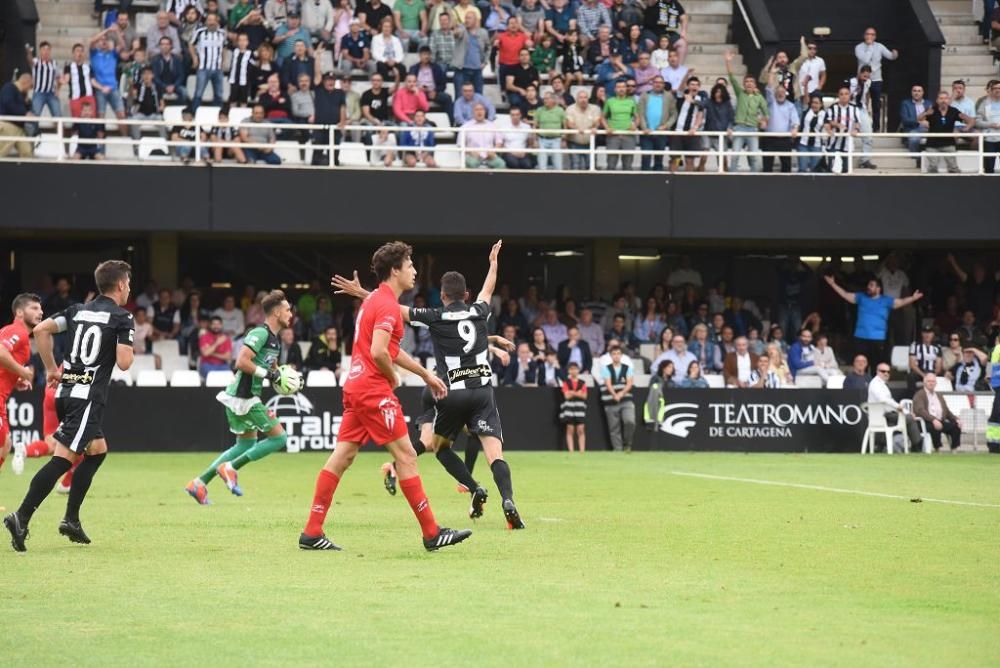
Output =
[
  {"x1": 301, "y1": 0, "x2": 334, "y2": 33},
  {"x1": 371, "y1": 34, "x2": 404, "y2": 63}
]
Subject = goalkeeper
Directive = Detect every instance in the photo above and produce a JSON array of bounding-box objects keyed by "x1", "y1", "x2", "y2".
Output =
[{"x1": 185, "y1": 290, "x2": 300, "y2": 505}]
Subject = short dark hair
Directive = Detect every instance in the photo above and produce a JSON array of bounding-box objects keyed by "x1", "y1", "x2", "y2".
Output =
[
  {"x1": 94, "y1": 260, "x2": 132, "y2": 295},
  {"x1": 39, "y1": 41, "x2": 51, "y2": 49},
  {"x1": 859, "y1": 65, "x2": 872, "y2": 74},
  {"x1": 11, "y1": 293, "x2": 40, "y2": 316},
  {"x1": 608, "y1": 344, "x2": 622, "y2": 354},
  {"x1": 952, "y1": 79, "x2": 965, "y2": 87},
  {"x1": 159, "y1": 36, "x2": 173, "y2": 45},
  {"x1": 210, "y1": 316, "x2": 223, "y2": 324},
  {"x1": 688, "y1": 76, "x2": 700, "y2": 85},
  {"x1": 371, "y1": 241, "x2": 413, "y2": 282},
  {"x1": 261, "y1": 290, "x2": 287, "y2": 314},
  {"x1": 440, "y1": 271, "x2": 468, "y2": 302},
  {"x1": 73, "y1": 43, "x2": 84, "y2": 50}
]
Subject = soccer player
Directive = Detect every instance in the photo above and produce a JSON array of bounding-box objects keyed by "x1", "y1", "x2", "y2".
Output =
[
  {"x1": 185, "y1": 290, "x2": 295, "y2": 504},
  {"x1": 0, "y1": 294, "x2": 43, "y2": 477},
  {"x1": 299, "y1": 241, "x2": 472, "y2": 552},
  {"x1": 334, "y1": 240, "x2": 525, "y2": 529},
  {"x1": 4, "y1": 261, "x2": 135, "y2": 552}
]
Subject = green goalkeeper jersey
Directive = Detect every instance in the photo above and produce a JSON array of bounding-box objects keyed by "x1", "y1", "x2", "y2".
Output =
[{"x1": 226, "y1": 325, "x2": 280, "y2": 400}]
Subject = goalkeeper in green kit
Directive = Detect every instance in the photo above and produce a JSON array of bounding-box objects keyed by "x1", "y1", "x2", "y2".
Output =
[{"x1": 185, "y1": 290, "x2": 302, "y2": 504}]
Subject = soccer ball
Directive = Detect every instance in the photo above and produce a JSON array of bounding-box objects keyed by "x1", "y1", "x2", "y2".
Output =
[{"x1": 274, "y1": 365, "x2": 304, "y2": 396}]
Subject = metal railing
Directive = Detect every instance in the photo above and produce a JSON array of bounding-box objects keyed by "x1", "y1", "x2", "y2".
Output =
[{"x1": 1, "y1": 114, "x2": 998, "y2": 174}]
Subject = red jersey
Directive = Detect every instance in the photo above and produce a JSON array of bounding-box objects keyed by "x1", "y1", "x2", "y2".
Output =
[
  {"x1": 0, "y1": 320, "x2": 30, "y2": 399},
  {"x1": 344, "y1": 283, "x2": 403, "y2": 396}
]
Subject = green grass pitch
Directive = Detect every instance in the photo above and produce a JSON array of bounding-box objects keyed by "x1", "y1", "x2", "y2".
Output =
[{"x1": 2, "y1": 451, "x2": 998, "y2": 667}]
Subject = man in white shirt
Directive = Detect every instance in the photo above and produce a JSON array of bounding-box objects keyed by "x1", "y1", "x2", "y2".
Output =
[
  {"x1": 723, "y1": 336, "x2": 757, "y2": 388},
  {"x1": 854, "y1": 27, "x2": 897, "y2": 131},
  {"x1": 868, "y1": 362, "x2": 921, "y2": 450},
  {"x1": 661, "y1": 335, "x2": 697, "y2": 384},
  {"x1": 496, "y1": 106, "x2": 533, "y2": 169},
  {"x1": 796, "y1": 38, "x2": 826, "y2": 104}
]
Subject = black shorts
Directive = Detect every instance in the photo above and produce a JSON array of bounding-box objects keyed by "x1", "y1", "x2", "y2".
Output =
[
  {"x1": 53, "y1": 397, "x2": 105, "y2": 454},
  {"x1": 229, "y1": 84, "x2": 251, "y2": 104},
  {"x1": 671, "y1": 135, "x2": 703, "y2": 153},
  {"x1": 433, "y1": 386, "x2": 503, "y2": 443},
  {"x1": 415, "y1": 386, "x2": 436, "y2": 427}
]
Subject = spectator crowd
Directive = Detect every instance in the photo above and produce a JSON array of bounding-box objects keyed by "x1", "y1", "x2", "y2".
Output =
[{"x1": 1, "y1": 2, "x2": 998, "y2": 172}]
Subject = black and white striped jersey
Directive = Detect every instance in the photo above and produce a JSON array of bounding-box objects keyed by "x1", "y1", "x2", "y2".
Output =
[
  {"x1": 52, "y1": 296, "x2": 134, "y2": 405},
  {"x1": 64, "y1": 62, "x2": 94, "y2": 99},
  {"x1": 409, "y1": 301, "x2": 492, "y2": 390},
  {"x1": 229, "y1": 48, "x2": 254, "y2": 85},
  {"x1": 798, "y1": 107, "x2": 826, "y2": 147},
  {"x1": 909, "y1": 341, "x2": 942, "y2": 373},
  {"x1": 824, "y1": 103, "x2": 861, "y2": 152},
  {"x1": 166, "y1": 0, "x2": 204, "y2": 17},
  {"x1": 32, "y1": 59, "x2": 58, "y2": 94},
  {"x1": 192, "y1": 27, "x2": 226, "y2": 70}
]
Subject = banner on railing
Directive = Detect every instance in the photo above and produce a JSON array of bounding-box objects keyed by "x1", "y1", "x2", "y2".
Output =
[{"x1": 5, "y1": 385, "x2": 877, "y2": 453}]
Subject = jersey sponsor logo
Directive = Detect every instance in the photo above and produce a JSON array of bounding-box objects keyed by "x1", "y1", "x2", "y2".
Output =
[
  {"x1": 441, "y1": 310, "x2": 478, "y2": 321},
  {"x1": 348, "y1": 361, "x2": 364, "y2": 381},
  {"x1": 129, "y1": 330, "x2": 135, "y2": 342},
  {"x1": 74, "y1": 310, "x2": 112, "y2": 324},
  {"x1": 447, "y1": 364, "x2": 493, "y2": 384},
  {"x1": 62, "y1": 370, "x2": 96, "y2": 385},
  {"x1": 245, "y1": 334, "x2": 260, "y2": 347},
  {"x1": 379, "y1": 397, "x2": 399, "y2": 431}
]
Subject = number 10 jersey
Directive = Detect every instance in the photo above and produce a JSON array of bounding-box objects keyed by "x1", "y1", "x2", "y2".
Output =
[{"x1": 52, "y1": 296, "x2": 135, "y2": 405}]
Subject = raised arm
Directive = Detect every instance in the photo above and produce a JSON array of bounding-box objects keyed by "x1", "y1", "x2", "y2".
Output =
[
  {"x1": 32, "y1": 318, "x2": 63, "y2": 386},
  {"x1": 476, "y1": 239, "x2": 503, "y2": 304},
  {"x1": 893, "y1": 290, "x2": 923, "y2": 310},
  {"x1": 946, "y1": 253, "x2": 968, "y2": 283},
  {"x1": 823, "y1": 274, "x2": 856, "y2": 304}
]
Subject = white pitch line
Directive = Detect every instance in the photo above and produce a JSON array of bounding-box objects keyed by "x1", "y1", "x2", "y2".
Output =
[{"x1": 670, "y1": 471, "x2": 1000, "y2": 509}]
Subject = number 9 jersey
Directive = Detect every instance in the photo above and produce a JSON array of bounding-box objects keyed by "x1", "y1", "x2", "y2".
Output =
[{"x1": 409, "y1": 300, "x2": 492, "y2": 390}]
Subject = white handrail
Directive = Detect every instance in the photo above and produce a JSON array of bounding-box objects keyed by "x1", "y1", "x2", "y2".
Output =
[
  {"x1": 1, "y1": 114, "x2": 997, "y2": 172},
  {"x1": 734, "y1": 0, "x2": 761, "y2": 51}
]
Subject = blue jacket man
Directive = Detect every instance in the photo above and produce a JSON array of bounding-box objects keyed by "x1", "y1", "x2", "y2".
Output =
[
  {"x1": 899, "y1": 88, "x2": 932, "y2": 153},
  {"x1": 408, "y1": 53, "x2": 454, "y2": 122},
  {"x1": 152, "y1": 51, "x2": 187, "y2": 101}
]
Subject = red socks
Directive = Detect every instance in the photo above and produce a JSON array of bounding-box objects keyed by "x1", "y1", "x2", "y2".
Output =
[
  {"x1": 25, "y1": 441, "x2": 50, "y2": 458},
  {"x1": 304, "y1": 469, "x2": 340, "y2": 537},
  {"x1": 399, "y1": 475, "x2": 438, "y2": 539}
]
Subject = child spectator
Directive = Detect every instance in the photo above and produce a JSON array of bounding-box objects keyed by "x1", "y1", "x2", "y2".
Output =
[
  {"x1": 531, "y1": 33, "x2": 558, "y2": 81},
  {"x1": 72, "y1": 100, "x2": 105, "y2": 160},
  {"x1": 559, "y1": 362, "x2": 588, "y2": 452}
]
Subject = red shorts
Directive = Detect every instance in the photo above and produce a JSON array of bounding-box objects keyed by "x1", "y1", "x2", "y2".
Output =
[
  {"x1": 338, "y1": 390, "x2": 407, "y2": 446},
  {"x1": 43, "y1": 386, "x2": 58, "y2": 436},
  {"x1": 70, "y1": 96, "x2": 96, "y2": 117}
]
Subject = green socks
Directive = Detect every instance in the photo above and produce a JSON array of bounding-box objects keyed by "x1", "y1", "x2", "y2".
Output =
[
  {"x1": 231, "y1": 433, "x2": 288, "y2": 470},
  {"x1": 199, "y1": 438, "x2": 256, "y2": 484}
]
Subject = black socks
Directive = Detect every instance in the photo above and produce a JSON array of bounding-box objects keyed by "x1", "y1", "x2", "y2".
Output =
[
  {"x1": 16, "y1": 456, "x2": 72, "y2": 524},
  {"x1": 490, "y1": 459, "x2": 513, "y2": 503},
  {"x1": 435, "y1": 447, "x2": 478, "y2": 492},
  {"x1": 65, "y1": 453, "x2": 106, "y2": 523}
]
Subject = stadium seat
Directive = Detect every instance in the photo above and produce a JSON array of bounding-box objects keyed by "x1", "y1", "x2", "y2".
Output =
[
  {"x1": 169, "y1": 370, "x2": 202, "y2": 387},
  {"x1": 163, "y1": 105, "x2": 186, "y2": 126},
  {"x1": 435, "y1": 147, "x2": 462, "y2": 169},
  {"x1": 794, "y1": 375, "x2": 824, "y2": 389},
  {"x1": 425, "y1": 357, "x2": 436, "y2": 371},
  {"x1": 426, "y1": 112, "x2": 453, "y2": 140},
  {"x1": 111, "y1": 365, "x2": 133, "y2": 386},
  {"x1": 205, "y1": 370, "x2": 235, "y2": 387},
  {"x1": 298, "y1": 341, "x2": 311, "y2": 359},
  {"x1": 935, "y1": 376, "x2": 953, "y2": 392},
  {"x1": 901, "y1": 400, "x2": 935, "y2": 454},
  {"x1": 160, "y1": 354, "x2": 191, "y2": 378},
  {"x1": 129, "y1": 354, "x2": 157, "y2": 380},
  {"x1": 631, "y1": 358, "x2": 646, "y2": 374},
  {"x1": 639, "y1": 344, "x2": 657, "y2": 361},
  {"x1": 861, "y1": 402, "x2": 910, "y2": 454},
  {"x1": 34, "y1": 134, "x2": 65, "y2": 160},
  {"x1": 403, "y1": 374, "x2": 426, "y2": 387},
  {"x1": 306, "y1": 369, "x2": 337, "y2": 387},
  {"x1": 826, "y1": 374, "x2": 846, "y2": 390},
  {"x1": 890, "y1": 346, "x2": 910, "y2": 373},
  {"x1": 341, "y1": 355, "x2": 351, "y2": 371},
  {"x1": 228, "y1": 107, "x2": 253, "y2": 125},
  {"x1": 582, "y1": 373, "x2": 595, "y2": 387},
  {"x1": 274, "y1": 141, "x2": 305, "y2": 165},
  {"x1": 338, "y1": 142, "x2": 369, "y2": 167},
  {"x1": 195, "y1": 105, "x2": 220, "y2": 130},
  {"x1": 632, "y1": 374, "x2": 651, "y2": 388},
  {"x1": 136, "y1": 370, "x2": 168, "y2": 387},
  {"x1": 138, "y1": 137, "x2": 171, "y2": 161},
  {"x1": 152, "y1": 340, "x2": 182, "y2": 357},
  {"x1": 705, "y1": 374, "x2": 724, "y2": 389}
]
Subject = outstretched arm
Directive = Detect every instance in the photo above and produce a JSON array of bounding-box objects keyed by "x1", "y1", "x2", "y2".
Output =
[
  {"x1": 476, "y1": 239, "x2": 503, "y2": 304},
  {"x1": 946, "y1": 253, "x2": 968, "y2": 283},
  {"x1": 823, "y1": 274, "x2": 856, "y2": 304},
  {"x1": 332, "y1": 271, "x2": 413, "y2": 323},
  {"x1": 488, "y1": 334, "x2": 516, "y2": 351},
  {"x1": 893, "y1": 290, "x2": 923, "y2": 310}
]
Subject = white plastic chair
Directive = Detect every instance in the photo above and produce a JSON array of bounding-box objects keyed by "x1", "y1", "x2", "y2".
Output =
[
  {"x1": 298, "y1": 341, "x2": 312, "y2": 359},
  {"x1": 890, "y1": 346, "x2": 910, "y2": 373},
  {"x1": 338, "y1": 142, "x2": 369, "y2": 167},
  {"x1": 934, "y1": 376, "x2": 953, "y2": 392},
  {"x1": 169, "y1": 370, "x2": 202, "y2": 387},
  {"x1": 826, "y1": 374, "x2": 846, "y2": 390},
  {"x1": 901, "y1": 399, "x2": 933, "y2": 453},
  {"x1": 861, "y1": 402, "x2": 909, "y2": 454},
  {"x1": 435, "y1": 147, "x2": 462, "y2": 169},
  {"x1": 205, "y1": 370, "x2": 236, "y2": 387},
  {"x1": 136, "y1": 370, "x2": 168, "y2": 387},
  {"x1": 195, "y1": 105, "x2": 220, "y2": 130},
  {"x1": 631, "y1": 358, "x2": 646, "y2": 374},
  {"x1": 402, "y1": 374, "x2": 426, "y2": 387},
  {"x1": 425, "y1": 357, "x2": 436, "y2": 371},
  {"x1": 159, "y1": 354, "x2": 191, "y2": 378},
  {"x1": 163, "y1": 105, "x2": 186, "y2": 125},
  {"x1": 138, "y1": 137, "x2": 171, "y2": 161},
  {"x1": 228, "y1": 107, "x2": 253, "y2": 125},
  {"x1": 129, "y1": 354, "x2": 157, "y2": 380},
  {"x1": 34, "y1": 134, "x2": 65, "y2": 160},
  {"x1": 111, "y1": 365, "x2": 134, "y2": 386},
  {"x1": 794, "y1": 375, "x2": 824, "y2": 389},
  {"x1": 151, "y1": 339, "x2": 182, "y2": 358},
  {"x1": 426, "y1": 112, "x2": 454, "y2": 140},
  {"x1": 639, "y1": 343, "x2": 657, "y2": 362},
  {"x1": 632, "y1": 373, "x2": 651, "y2": 388},
  {"x1": 705, "y1": 374, "x2": 724, "y2": 389},
  {"x1": 306, "y1": 369, "x2": 337, "y2": 387}
]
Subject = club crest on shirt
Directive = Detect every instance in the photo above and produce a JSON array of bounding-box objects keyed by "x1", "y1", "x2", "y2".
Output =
[{"x1": 379, "y1": 397, "x2": 398, "y2": 431}]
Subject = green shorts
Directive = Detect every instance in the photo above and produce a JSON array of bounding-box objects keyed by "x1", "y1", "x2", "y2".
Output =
[{"x1": 225, "y1": 402, "x2": 280, "y2": 435}]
